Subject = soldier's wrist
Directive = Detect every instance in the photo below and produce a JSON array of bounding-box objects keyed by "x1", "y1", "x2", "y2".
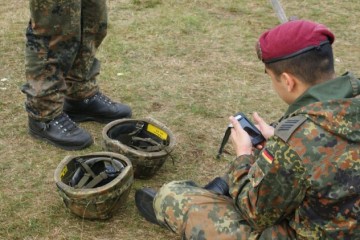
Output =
[{"x1": 235, "y1": 146, "x2": 252, "y2": 156}]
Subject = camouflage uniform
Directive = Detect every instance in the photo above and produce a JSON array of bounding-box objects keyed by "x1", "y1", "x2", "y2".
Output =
[
  {"x1": 154, "y1": 72, "x2": 360, "y2": 239},
  {"x1": 21, "y1": 0, "x2": 107, "y2": 121}
]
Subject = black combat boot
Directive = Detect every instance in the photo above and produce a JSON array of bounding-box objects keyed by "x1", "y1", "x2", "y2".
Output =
[
  {"x1": 63, "y1": 92, "x2": 132, "y2": 123},
  {"x1": 204, "y1": 177, "x2": 230, "y2": 196},
  {"x1": 135, "y1": 188, "x2": 160, "y2": 225},
  {"x1": 28, "y1": 113, "x2": 93, "y2": 150}
]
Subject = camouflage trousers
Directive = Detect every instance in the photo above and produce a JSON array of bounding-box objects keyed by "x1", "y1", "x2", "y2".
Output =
[
  {"x1": 21, "y1": 0, "x2": 108, "y2": 121},
  {"x1": 154, "y1": 181, "x2": 297, "y2": 240}
]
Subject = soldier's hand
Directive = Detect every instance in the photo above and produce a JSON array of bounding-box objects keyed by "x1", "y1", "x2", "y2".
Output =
[
  {"x1": 229, "y1": 116, "x2": 252, "y2": 156},
  {"x1": 253, "y1": 112, "x2": 274, "y2": 140}
]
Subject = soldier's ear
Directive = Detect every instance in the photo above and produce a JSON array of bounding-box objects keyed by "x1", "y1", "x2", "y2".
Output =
[{"x1": 280, "y1": 72, "x2": 296, "y2": 92}]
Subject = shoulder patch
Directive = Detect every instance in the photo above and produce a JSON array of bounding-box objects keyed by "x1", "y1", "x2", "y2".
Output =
[{"x1": 275, "y1": 115, "x2": 307, "y2": 142}]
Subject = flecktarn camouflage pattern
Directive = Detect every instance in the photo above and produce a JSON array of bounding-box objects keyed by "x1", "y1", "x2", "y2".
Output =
[
  {"x1": 102, "y1": 117, "x2": 176, "y2": 179},
  {"x1": 54, "y1": 152, "x2": 133, "y2": 220},
  {"x1": 22, "y1": 0, "x2": 108, "y2": 120},
  {"x1": 153, "y1": 73, "x2": 360, "y2": 239},
  {"x1": 154, "y1": 181, "x2": 256, "y2": 240}
]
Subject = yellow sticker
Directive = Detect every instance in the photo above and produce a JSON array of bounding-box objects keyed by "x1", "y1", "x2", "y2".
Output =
[
  {"x1": 147, "y1": 124, "x2": 168, "y2": 140},
  {"x1": 60, "y1": 166, "x2": 68, "y2": 179}
]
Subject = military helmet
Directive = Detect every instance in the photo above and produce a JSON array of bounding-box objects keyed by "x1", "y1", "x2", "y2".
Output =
[
  {"x1": 54, "y1": 152, "x2": 133, "y2": 220},
  {"x1": 102, "y1": 117, "x2": 176, "y2": 179}
]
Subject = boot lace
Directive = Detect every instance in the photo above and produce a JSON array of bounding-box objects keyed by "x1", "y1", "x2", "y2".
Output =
[
  {"x1": 51, "y1": 113, "x2": 78, "y2": 133},
  {"x1": 85, "y1": 92, "x2": 114, "y2": 106}
]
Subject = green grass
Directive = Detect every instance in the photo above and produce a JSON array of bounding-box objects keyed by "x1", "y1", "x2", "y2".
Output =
[{"x1": 0, "y1": 0, "x2": 359, "y2": 239}]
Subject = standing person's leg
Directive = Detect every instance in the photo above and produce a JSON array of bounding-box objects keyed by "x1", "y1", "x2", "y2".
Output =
[
  {"x1": 23, "y1": 0, "x2": 82, "y2": 121},
  {"x1": 64, "y1": 0, "x2": 106, "y2": 99},
  {"x1": 63, "y1": 0, "x2": 132, "y2": 123},
  {"x1": 21, "y1": 0, "x2": 92, "y2": 150},
  {"x1": 153, "y1": 181, "x2": 254, "y2": 240}
]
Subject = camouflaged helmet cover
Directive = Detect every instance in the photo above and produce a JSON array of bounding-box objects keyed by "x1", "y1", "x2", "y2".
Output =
[
  {"x1": 102, "y1": 117, "x2": 176, "y2": 179},
  {"x1": 54, "y1": 152, "x2": 133, "y2": 220}
]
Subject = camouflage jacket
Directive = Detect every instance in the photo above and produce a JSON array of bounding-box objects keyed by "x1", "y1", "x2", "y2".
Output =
[{"x1": 227, "y1": 72, "x2": 360, "y2": 239}]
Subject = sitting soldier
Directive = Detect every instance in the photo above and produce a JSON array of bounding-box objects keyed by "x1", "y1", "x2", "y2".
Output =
[{"x1": 136, "y1": 20, "x2": 360, "y2": 239}]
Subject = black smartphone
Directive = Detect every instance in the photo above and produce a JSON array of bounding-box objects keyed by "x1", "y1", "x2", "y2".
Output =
[
  {"x1": 230, "y1": 112, "x2": 265, "y2": 146},
  {"x1": 216, "y1": 112, "x2": 265, "y2": 159}
]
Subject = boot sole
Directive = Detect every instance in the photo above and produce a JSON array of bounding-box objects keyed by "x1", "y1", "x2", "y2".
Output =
[{"x1": 29, "y1": 129, "x2": 93, "y2": 151}]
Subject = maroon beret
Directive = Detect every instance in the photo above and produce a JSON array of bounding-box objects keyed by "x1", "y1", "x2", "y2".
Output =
[{"x1": 256, "y1": 20, "x2": 335, "y2": 63}]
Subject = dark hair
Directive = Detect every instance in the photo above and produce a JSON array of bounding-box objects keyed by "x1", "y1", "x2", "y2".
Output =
[{"x1": 265, "y1": 43, "x2": 335, "y2": 85}]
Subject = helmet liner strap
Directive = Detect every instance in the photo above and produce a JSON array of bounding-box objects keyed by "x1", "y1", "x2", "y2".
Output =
[
  {"x1": 75, "y1": 173, "x2": 91, "y2": 188},
  {"x1": 78, "y1": 160, "x2": 97, "y2": 178},
  {"x1": 130, "y1": 136, "x2": 164, "y2": 152},
  {"x1": 73, "y1": 157, "x2": 124, "y2": 189},
  {"x1": 84, "y1": 171, "x2": 109, "y2": 188}
]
